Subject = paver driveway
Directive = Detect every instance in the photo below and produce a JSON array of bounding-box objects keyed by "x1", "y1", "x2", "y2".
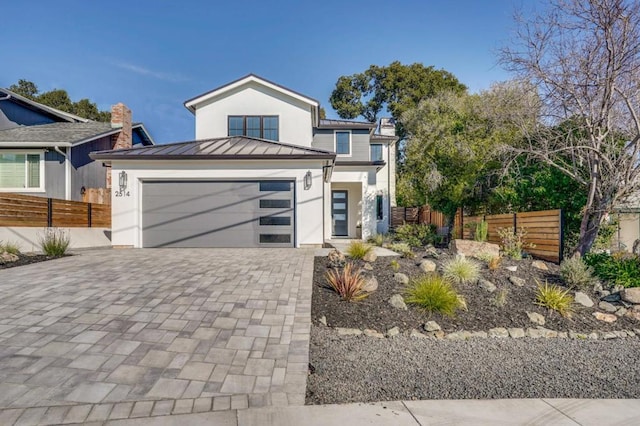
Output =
[{"x1": 0, "y1": 248, "x2": 313, "y2": 424}]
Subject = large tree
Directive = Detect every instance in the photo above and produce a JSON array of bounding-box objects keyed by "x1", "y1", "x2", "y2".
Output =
[
  {"x1": 8, "y1": 79, "x2": 111, "y2": 122},
  {"x1": 500, "y1": 0, "x2": 640, "y2": 255},
  {"x1": 329, "y1": 61, "x2": 466, "y2": 138}
]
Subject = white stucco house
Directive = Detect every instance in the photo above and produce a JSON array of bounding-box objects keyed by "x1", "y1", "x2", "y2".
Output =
[{"x1": 91, "y1": 74, "x2": 398, "y2": 248}]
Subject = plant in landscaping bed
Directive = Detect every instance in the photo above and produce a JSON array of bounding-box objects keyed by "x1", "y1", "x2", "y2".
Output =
[
  {"x1": 39, "y1": 228, "x2": 70, "y2": 256},
  {"x1": 367, "y1": 234, "x2": 385, "y2": 247},
  {"x1": 497, "y1": 226, "x2": 534, "y2": 260},
  {"x1": 487, "y1": 256, "x2": 501, "y2": 270},
  {"x1": 389, "y1": 259, "x2": 400, "y2": 273},
  {"x1": 345, "y1": 241, "x2": 373, "y2": 260},
  {"x1": 387, "y1": 242, "x2": 415, "y2": 258},
  {"x1": 474, "y1": 220, "x2": 489, "y2": 242},
  {"x1": 393, "y1": 223, "x2": 437, "y2": 248},
  {"x1": 584, "y1": 252, "x2": 640, "y2": 288},
  {"x1": 535, "y1": 280, "x2": 573, "y2": 317},
  {"x1": 325, "y1": 262, "x2": 369, "y2": 301},
  {"x1": 442, "y1": 256, "x2": 480, "y2": 284},
  {"x1": 491, "y1": 288, "x2": 509, "y2": 308},
  {"x1": 0, "y1": 241, "x2": 20, "y2": 255},
  {"x1": 560, "y1": 255, "x2": 596, "y2": 289},
  {"x1": 404, "y1": 274, "x2": 463, "y2": 317}
]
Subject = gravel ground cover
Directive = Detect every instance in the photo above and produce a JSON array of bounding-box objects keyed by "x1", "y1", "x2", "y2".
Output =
[
  {"x1": 0, "y1": 253, "x2": 68, "y2": 270},
  {"x1": 306, "y1": 326, "x2": 640, "y2": 404}
]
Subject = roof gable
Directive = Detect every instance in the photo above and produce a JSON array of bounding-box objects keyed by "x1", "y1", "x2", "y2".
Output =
[
  {"x1": 0, "y1": 88, "x2": 89, "y2": 124},
  {"x1": 184, "y1": 74, "x2": 320, "y2": 113}
]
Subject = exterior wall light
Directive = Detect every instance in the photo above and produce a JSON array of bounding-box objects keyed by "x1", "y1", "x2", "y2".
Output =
[{"x1": 304, "y1": 171, "x2": 312, "y2": 190}]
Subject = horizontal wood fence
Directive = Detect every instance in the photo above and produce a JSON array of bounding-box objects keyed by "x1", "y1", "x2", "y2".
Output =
[
  {"x1": 391, "y1": 206, "x2": 563, "y2": 263},
  {"x1": 82, "y1": 187, "x2": 111, "y2": 205},
  {"x1": 0, "y1": 193, "x2": 111, "y2": 228}
]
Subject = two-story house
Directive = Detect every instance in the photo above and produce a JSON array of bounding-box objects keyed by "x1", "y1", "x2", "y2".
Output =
[{"x1": 91, "y1": 74, "x2": 397, "y2": 248}]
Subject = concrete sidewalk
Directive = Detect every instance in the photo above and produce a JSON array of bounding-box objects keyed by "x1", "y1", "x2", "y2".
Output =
[{"x1": 104, "y1": 399, "x2": 640, "y2": 425}]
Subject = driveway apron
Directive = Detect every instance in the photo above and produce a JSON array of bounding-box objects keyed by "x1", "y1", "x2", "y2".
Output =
[{"x1": 0, "y1": 248, "x2": 313, "y2": 423}]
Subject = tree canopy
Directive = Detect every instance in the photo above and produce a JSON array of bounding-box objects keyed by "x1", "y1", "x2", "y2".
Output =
[
  {"x1": 329, "y1": 62, "x2": 466, "y2": 137},
  {"x1": 8, "y1": 79, "x2": 111, "y2": 122}
]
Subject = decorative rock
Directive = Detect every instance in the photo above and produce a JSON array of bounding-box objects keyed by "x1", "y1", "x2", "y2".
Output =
[
  {"x1": 0, "y1": 252, "x2": 18, "y2": 263},
  {"x1": 593, "y1": 282, "x2": 604, "y2": 293},
  {"x1": 410, "y1": 329, "x2": 428, "y2": 338},
  {"x1": 389, "y1": 294, "x2": 408, "y2": 310},
  {"x1": 506, "y1": 266, "x2": 518, "y2": 272},
  {"x1": 319, "y1": 316, "x2": 327, "y2": 326},
  {"x1": 615, "y1": 331, "x2": 628, "y2": 339},
  {"x1": 600, "y1": 290, "x2": 611, "y2": 297},
  {"x1": 362, "y1": 276, "x2": 378, "y2": 292},
  {"x1": 569, "y1": 331, "x2": 588, "y2": 339},
  {"x1": 622, "y1": 288, "x2": 640, "y2": 304},
  {"x1": 557, "y1": 332, "x2": 568, "y2": 339},
  {"x1": 601, "y1": 332, "x2": 617, "y2": 340},
  {"x1": 532, "y1": 260, "x2": 549, "y2": 271},
  {"x1": 615, "y1": 307, "x2": 628, "y2": 317},
  {"x1": 508, "y1": 328, "x2": 526, "y2": 338},
  {"x1": 362, "y1": 262, "x2": 374, "y2": 271},
  {"x1": 526, "y1": 311, "x2": 546, "y2": 326},
  {"x1": 627, "y1": 330, "x2": 637, "y2": 337},
  {"x1": 363, "y1": 329, "x2": 384, "y2": 338},
  {"x1": 393, "y1": 273, "x2": 409, "y2": 285},
  {"x1": 588, "y1": 332, "x2": 599, "y2": 340},
  {"x1": 362, "y1": 251, "x2": 378, "y2": 263},
  {"x1": 527, "y1": 328, "x2": 544, "y2": 338},
  {"x1": 488, "y1": 327, "x2": 509, "y2": 338},
  {"x1": 418, "y1": 260, "x2": 437, "y2": 273},
  {"x1": 602, "y1": 293, "x2": 621, "y2": 302},
  {"x1": 537, "y1": 327, "x2": 558, "y2": 338},
  {"x1": 593, "y1": 312, "x2": 617, "y2": 323},
  {"x1": 451, "y1": 239, "x2": 500, "y2": 259},
  {"x1": 478, "y1": 279, "x2": 497, "y2": 293},
  {"x1": 509, "y1": 276, "x2": 526, "y2": 287},
  {"x1": 446, "y1": 331, "x2": 470, "y2": 340},
  {"x1": 626, "y1": 310, "x2": 640, "y2": 321},
  {"x1": 613, "y1": 284, "x2": 625, "y2": 294},
  {"x1": 598, "y1": 301, "x2": 618, "y2": 313},
  {"x1": 424, "y1": 246, "x2": 439, "y2": 258},
  {"x1": 336, "y1": 327, "x2": 362, "y2": 336},
  {"x1": 424, "y1": 321, "x2": 441, "y2": 332},
  {"x1": 430, "y1": 330, "x2": 445, "y2": 339},
  {"x1": 468, "y1": 331, "x2": 488, "y2": 338},
  {"x1": 386, "y1": 326, "x2": 400, "y2": 337},
  {"x1": 327, "y1": 249, "x2": 346, "y2": 267},
  {"x1": 574, "y1": 291, "x2": 594, "y2": 308}
]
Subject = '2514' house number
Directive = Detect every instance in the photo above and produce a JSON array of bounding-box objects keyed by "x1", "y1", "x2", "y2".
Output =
[{"x1": 115, "y1": 171, "x2": 130, "y2": 197}]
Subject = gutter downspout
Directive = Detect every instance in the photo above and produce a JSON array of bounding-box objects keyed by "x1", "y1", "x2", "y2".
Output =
[{"x1": 54, "y1": 146, "x2": 71, "y2": 200}]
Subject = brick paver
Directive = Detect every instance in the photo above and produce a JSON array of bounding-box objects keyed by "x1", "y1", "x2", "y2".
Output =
[{"x1": 0, "y1": 248, "x2": 313, "y2": 424}]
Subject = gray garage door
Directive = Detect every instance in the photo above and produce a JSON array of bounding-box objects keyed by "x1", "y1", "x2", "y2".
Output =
[{"x1": 142, "y1": 180, "x2": 295, "y2": 248}]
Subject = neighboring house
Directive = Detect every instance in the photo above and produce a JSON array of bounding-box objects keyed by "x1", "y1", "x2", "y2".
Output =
[
  {"x1": 613, "y1": 193, "x2": 640, "y2": 252},
  {"x1": 91, "y1": 74, "x2": 398, "y2": 248},
  {"x1": 0, "y1": 88, "x2": 154, "y2": 201}
]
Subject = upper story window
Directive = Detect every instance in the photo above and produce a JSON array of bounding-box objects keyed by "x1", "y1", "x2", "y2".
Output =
[
  {"x1": 228, "y1": 116, "x2": 279, "y2": 141},
  {"x1": 335, "y1": 131, "x2": 351, "y2": 155},
  {"x1": 370, "y1": 144, "x2": 383, "y2": 162},
  {"x1": 0, "y1": 152, "x2": 44, "y2": 191}
]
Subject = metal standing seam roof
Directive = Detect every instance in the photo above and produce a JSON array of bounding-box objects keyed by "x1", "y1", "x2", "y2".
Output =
[{"x1": 90, "y1": 136, "x2": 337, "y2": 161}]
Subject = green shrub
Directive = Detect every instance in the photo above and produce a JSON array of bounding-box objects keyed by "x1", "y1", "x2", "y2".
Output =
[
  {"x1": 535, "y1": 281, "x2": 573, "y2": 317},
  {"x1": 560, "y1": 255, "x2": 596, "y2": 289},
  {"x1": 492, "y1": 288, "x2": 509, "y2": 308},
  {"x1": 390, "y1": 259, "x2": 400, "y2": 273},
  {"x1": 345, "y1": 241, "x2": 373, "y2": 260},
  {"x1": 0, "y1": 241, "x2": 20, "y2": 255},
  {"x1": 393, "y1": 223, "x2": 437, "y2": 248},
  {"x1": 497, "y1": 226, "x2": 534, "y2": 260},
  {"x1": 474, "y1": 220, "x2": 489, "y2": 242},
  {"x1": 325, "y1": 262, "x2": 369, "y2": 301},
  {"x1": 367, "y1": 234, "x2": 385, "y2": 247},
  {"x1": 443, "y1": 256, "x2": 480, "y2": 284},
  {"x1": 584, "y1": 252, "x2": 640, "y2": 288},
  {"x1": 388, "y1": 242, "x2": 415, "y2": 258},
  {"x1": 39, "y1": 228, "x2": 70, "y2": 256},
  {"x1": 405, "y1": 274, "x2": 463, "y2": 317}
]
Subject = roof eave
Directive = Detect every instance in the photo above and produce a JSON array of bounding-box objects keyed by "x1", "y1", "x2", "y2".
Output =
[
  {"x1": 90, "y1": 154, "x2": 336, "y2": 161},
  {"x1": 0, "y1": 141, "x2": 72, "y2": 148}
]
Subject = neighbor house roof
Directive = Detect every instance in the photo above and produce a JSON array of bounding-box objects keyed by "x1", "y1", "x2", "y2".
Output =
[
  {"x1": 317, "y1": 118, "x2": 376, "y2": 130},
  {"x1": 184, "y1": 74, "x2": 320, "y2": 113},
  {"x1": 0, "y1": 122, "x2": 154, "y2": 147},
  {"x1": 371, "y1": 133, "x2": 398, "y2": 141},
  {"x1": 90, "y1": 136, "x2": 336, "y2": 161},
  {"x1": 0, "y1": 88, "x2": 89, "y2": 123}
]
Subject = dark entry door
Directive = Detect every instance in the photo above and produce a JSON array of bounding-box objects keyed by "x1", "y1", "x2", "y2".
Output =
[{"x1": 332, "y1": 190, "x2": 348, "y2": 236}]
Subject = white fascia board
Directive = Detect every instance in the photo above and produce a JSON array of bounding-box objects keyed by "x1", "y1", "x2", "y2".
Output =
[{"x1": 185, "y1": 75, "x2": 320, "y2": 111}]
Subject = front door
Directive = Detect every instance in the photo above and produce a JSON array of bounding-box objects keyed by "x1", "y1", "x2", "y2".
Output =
[{"x1": 332, "y1": 190, "x2": 348, "y2": 236}]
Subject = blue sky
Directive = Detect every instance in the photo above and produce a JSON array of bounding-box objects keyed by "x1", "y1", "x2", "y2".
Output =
[{"x1": 1, "y1": 0, "x2": 534, "y2": 143}]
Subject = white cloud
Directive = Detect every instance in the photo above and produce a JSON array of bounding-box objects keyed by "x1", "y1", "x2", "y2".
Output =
[{"x1": 112, "y1": 61, "x2": 188, "y2": 83}]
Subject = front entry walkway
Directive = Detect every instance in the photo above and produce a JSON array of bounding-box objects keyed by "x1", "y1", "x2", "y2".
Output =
[{"x1": 0, "y1": 248, "x2": 313, "y2": 425}]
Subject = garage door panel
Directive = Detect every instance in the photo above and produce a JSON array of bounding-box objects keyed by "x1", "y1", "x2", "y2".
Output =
[{"x1": 142, "y1": 180, "x2": 294, "y2": 248}]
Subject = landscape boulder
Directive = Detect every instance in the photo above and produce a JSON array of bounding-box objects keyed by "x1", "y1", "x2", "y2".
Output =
[
  {"x1": 0, "y1": 252, "x2": 19, "y2": 264},
  {"x1": 418, "y1": 259, "x2": 437, "y2": 273},
  {"x1": 526, "y1": 311, "x2": 546, "y2": 326},
  {"x1": 622, "y1": 288, "x2": 640, "y2": 304},
  {"x1": 362, "y1": 276, "x2": 378, "y2": 292},
  {"x1": 362, "y1": 251, "x2": 378, "y2": 263},
  {"x1": 478, "y1": 279, "x2": 497, "y2": 293},
  {"x1": 423, "y1": 321, "x2": 441, "y2": 332},
  {"x1": 598, "y1": 301, "x2": 618, "y2": 313},
  {"x1": 531, "y1": 260, "x2": 549, "y2": 271},
  {"x1": 451, "y1": 239, "x2": 500, "y2": 259},
  {"x1": 327, "y1": 249, "x2": 345, "y2": 267},
  {"x1": 593, "y1": 312, "x2": 617, "y2": 323},
  {"x1": 393, "y1": 273, "x2": 409, "y2": 285},
  {"x1": 574, "y1": 291, "x2": 594, "y2": 308},
  {"x1": 362, "y1": 262, "x2": 374, "y2": 271},
  {"x1": 389, "y1": 294, "x2": 408, "y2": 310},
  {"x1": 509, "y1": 276, "x2": 526, "y2": 287}
]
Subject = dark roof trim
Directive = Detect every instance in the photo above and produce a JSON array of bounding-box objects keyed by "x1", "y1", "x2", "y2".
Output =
[
  {"x1": 317, "y1": 118, "x2": 376, "y2": 130},
  {"x1": 92, "y1": 154, "x2": 335, "y2": 161},
  {"x1": 0, "y1": 88, "x2": 89, "y2": 123},
  {"x1": 371, "y1": 133, "x2": 399, "y2": 141},
  {"x1": 184, "y1": 74, "x2": 321, "y2": 113},
  {"x1": 335, "y1": 160, "x2": 386, "y2": 167}
]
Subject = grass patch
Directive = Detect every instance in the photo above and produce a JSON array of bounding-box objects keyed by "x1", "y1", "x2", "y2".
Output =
[
  {"x1": 0, "y1": 241, "x2": 20, "y2": 255},
  {"x1": 405, "y1": 274, "x2": 462, "y2": 317},
  {"x1": 39, "y1": 228, "x2": 70, "y2": 256},
  {"x1": 345, "y1": 241, "x2": 373, "y2": 260},
  {"x1": 325, "y1": 262, "x2": 369, "y2": 301},
  {"x1": 443, "y1": 256, "x2": 480, "y2": 284},
  {"x1": 535, "y1": 281, "x2": 573, "y2": 317}
]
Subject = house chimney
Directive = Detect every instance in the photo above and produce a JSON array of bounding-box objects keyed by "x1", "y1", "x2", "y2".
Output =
[
  {"x1": 111, "y1": 103, "x2": 132, "y2": 150},
  {"x1": 379, "y1": 117, "x2": 396, "y2": 137}
]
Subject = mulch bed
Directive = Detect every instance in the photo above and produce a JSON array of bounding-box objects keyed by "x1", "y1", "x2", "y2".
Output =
[
  {"x1": 0, "y1": 253, "x2": 68, "y2": 270},
  {"x1": 312, "y1": 248, "x2": 638, "y2": 333}
]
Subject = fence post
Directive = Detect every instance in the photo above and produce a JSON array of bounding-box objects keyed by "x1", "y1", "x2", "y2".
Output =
[
  {"x1": 513, "y1": 213, "x2": 517, "y2": 233},
  {"x1": 88, "y1": 203, "x2": 92, "y2": 228},
  {"x1": 47, "y1": 198, "x2": 53, "y2": 227},
  {"x1": 559, "y1": 209, "x2": 564, "y2": 262}
]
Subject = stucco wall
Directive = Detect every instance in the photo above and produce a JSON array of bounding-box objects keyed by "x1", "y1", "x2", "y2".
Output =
[
  {"x1": 194, "y1": 82, "x2": 314, "y2": 145},
  {"x1": 327, "y1": 168, "x2": 377, "y2": 240},
  {"x1": 109, "y1": 160, "x2": 326, "y2": 248},
  {"x1": 617, "y1": 213, "x2": 640, "y2": 252}
]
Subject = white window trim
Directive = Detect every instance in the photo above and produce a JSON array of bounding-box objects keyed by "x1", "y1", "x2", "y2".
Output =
[
  {"x1": 334, "y1": 130, "x2": 352, "y2": 157},
  {"x1": 0, "y1": 150, "x2": 45, "y2": 192}
]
